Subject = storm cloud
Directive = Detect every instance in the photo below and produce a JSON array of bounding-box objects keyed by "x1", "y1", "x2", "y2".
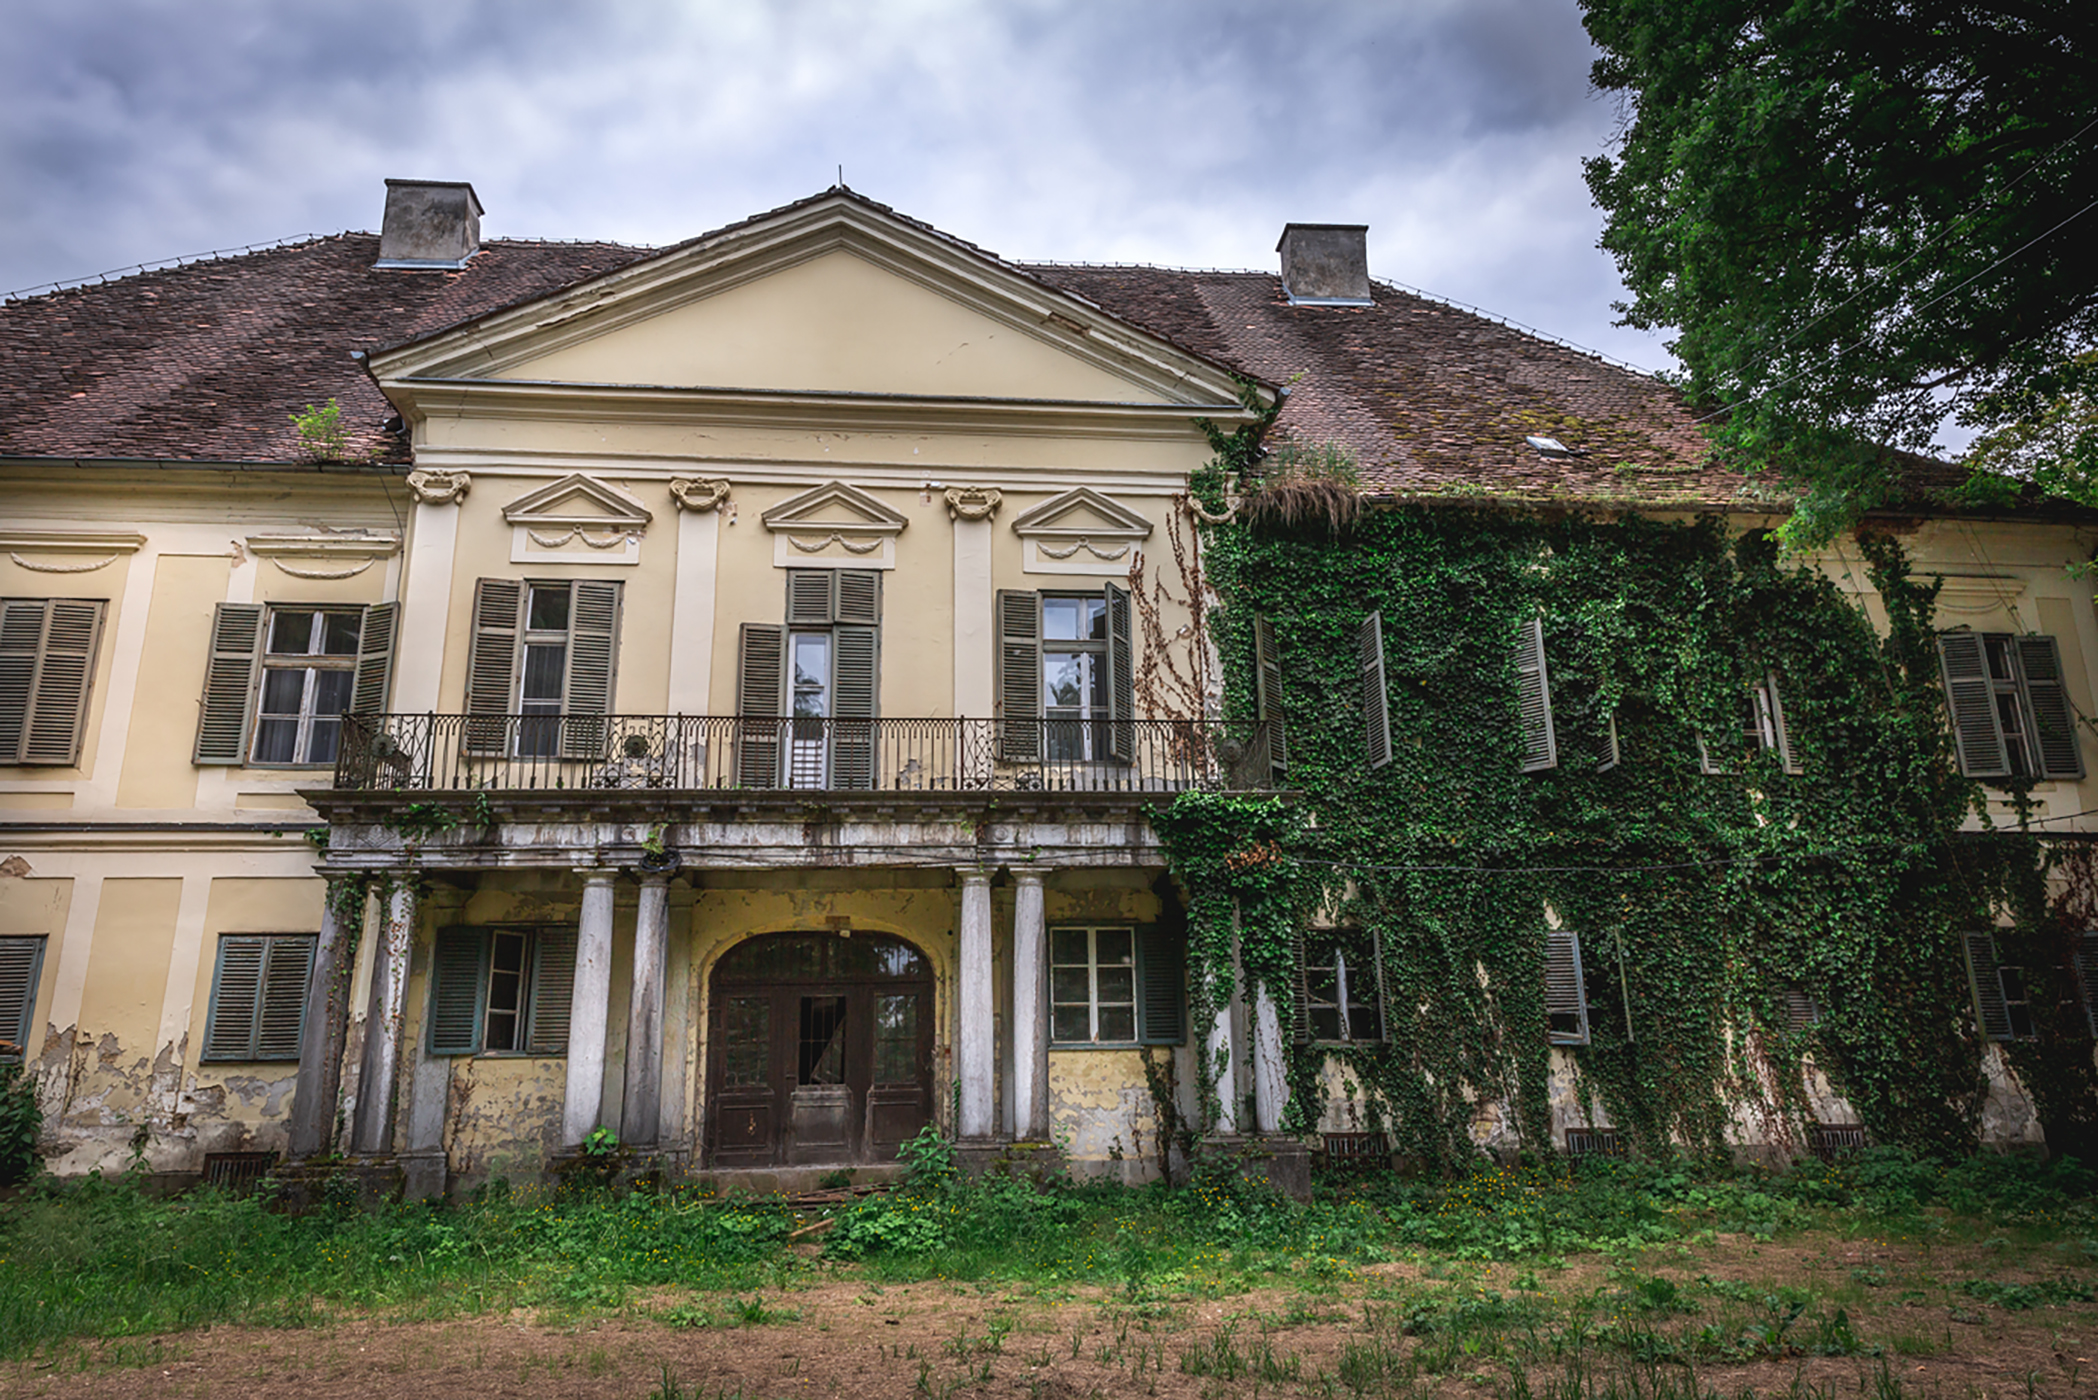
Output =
[{"x1": 1, "y1": 0, "x2": 1669, "y2": 370}]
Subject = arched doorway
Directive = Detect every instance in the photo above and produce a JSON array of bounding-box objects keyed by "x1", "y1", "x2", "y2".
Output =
[{"x1": 707, "y1": 932, "x2": 934, "y2": 1168}]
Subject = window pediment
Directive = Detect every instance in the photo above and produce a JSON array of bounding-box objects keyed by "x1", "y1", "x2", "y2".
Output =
[
  {"x1": 502, "y1": 474, "x2": 651, "y2": 566},
  {"x1": 761, "y1": 480, "x2": 908, "y2": 570},
  {"x1": 1009, "y1": 487, "x2": 1152, "y2": 576}
]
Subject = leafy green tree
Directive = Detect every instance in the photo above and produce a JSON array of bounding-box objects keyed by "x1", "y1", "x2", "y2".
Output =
[{"x1": 1580, "y1": 0, "x2": 2098, "y2": 542}]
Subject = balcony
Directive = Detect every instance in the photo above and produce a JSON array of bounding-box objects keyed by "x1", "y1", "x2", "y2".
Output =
[{"x1": 333, "y1": 714, "x2": 1275, "y2": 797}]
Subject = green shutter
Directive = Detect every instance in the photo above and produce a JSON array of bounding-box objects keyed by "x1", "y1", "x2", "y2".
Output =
[
  {"x1": 1544, "y1": 929, "x2": 1589, "y2": 1046},
  {"x1": 1359, "y1": 612, "x2": 1391, "y2": 769},
  {"x1": 0, "y1": 936, "x2": 46, "y2": 1062},
  {"x1": 427, "y1": 926, "x2": 490, "y2": 1055},
  {"x1": 1253, "y1": 614, "x2": 1287, "y2": 780},
  {"x1": 254, "y1": 935, "x2": 316, "y2": 1060},
  {"x1": 735, "y1": 623, "x2": 785, "y2": 786},
  {"x1": 832, "y1": 624, "x2": 879, "y2": 790},
  {"x1": 1135, "y1": 924, "x2": 1185, "y2": 1045},
  {"x1": 786, "y1": 571, "x2": 835, "y2": 625},
  {"x1": 1963, "y1": 930, "x2": 2014, "y2": 1042},
  {"x1": 995, "y1": 590, "x2": 1040, "y2": 759},
  {"x1": 2015, "y1": 635, "x2": 2083, "y2": 779},
  {"x1": 349, "y1": 602, "x2": 397, "y2": 715},
  {"x1": 1514, "y1": 617, "x2": 1557, "y2": 773},
  {"x1": 835, "y1": 570, "x2": 882, "y2": 625},
  {"x1": 194, "y1": 602, "x2": 264, "y2": 765},
  {"x1": 561, "y1": 580, "x2": 621, "y2": 759},
  {"x1": 2074, "y1": 932, "x2": 2098, "y2": 1040},
  {"x1": 1103, "y1": 581, "x2": 1135, "y2": 762},
  {"x1": 203, "y1": 936, "x2": 267, "y2": 1061},
  {"x1": 18, "y1": 600, "x2": 103, "y2": 767},
  {"x1": 463, "y1": 579, "x2": 523, "y2": 754},
  {"x1": 1937, "y1": 632, "x2": 2010, "y2": 777},
  {"x1": 526, "y1": 927, "x2": 578, "y2": 1054}
]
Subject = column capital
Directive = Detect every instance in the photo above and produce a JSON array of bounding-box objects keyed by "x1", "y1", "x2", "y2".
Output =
[
  {"x1": 574, "y1": 866, "x2": 619, "y2": 886},
  {"x1": 1011, "y1": 867, "x2": 1049, "y2": 888},
  {"x1": 956, "y1": 866, "x2": 993, "y2": 887},
  {"x1": 633, "y1": 869, "x2": 672, "y2": 887}
]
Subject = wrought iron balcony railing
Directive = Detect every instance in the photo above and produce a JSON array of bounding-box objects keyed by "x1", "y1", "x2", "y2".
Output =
[{"x1": 332, "y1": 714, "x2": 1277, "y2": 796}]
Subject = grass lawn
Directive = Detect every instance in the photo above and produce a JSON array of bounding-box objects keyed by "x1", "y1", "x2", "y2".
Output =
[{"x1": 1, "y1": 1146, "x2": 2094, "y2": 1398}]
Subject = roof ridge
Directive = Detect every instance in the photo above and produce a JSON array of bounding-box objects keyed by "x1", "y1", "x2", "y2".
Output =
[{"x1": 2, "y1": 231, "x2": 345, "y2": 304}]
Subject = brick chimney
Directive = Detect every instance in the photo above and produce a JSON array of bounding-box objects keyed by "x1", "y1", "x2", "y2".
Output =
[
  {"x1": 1277, "y1": 223, "x2": 1371, "y2": 305},
  {"x1": 375, "y1": 179, "x2": 483, "y2": 269}
]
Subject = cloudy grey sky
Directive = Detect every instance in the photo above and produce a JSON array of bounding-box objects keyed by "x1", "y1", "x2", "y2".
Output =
[{"x1": 1, "y1": 0, "x2": 1672, "y2": 372}]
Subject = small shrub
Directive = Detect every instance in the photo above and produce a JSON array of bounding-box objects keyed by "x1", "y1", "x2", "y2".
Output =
[
  {"x1": 0, "y1": 1059, "x2": 42, "y2": 1185},
  {"x1": 289, "y1": 399, "x2": 356, "y2": 462}
]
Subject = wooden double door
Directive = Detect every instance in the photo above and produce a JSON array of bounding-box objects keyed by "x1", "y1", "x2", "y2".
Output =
[{"x1": 708, "y1": 932, "x2": 933, "y2": 1168}]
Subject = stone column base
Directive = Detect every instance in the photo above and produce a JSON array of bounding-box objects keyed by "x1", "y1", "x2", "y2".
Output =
[
  {"x1": 548, "y1": 1144, "x2": 691, "y2": 1193},
  {"x1": 265, "y1": 1157, "x2": 406, "y2": 1214},
  {"x1": 953, "y1": 1138, "x2": 1065, "y2": 1186},
  {"x1": 1198, "y1": 1134, "x2": 1312, "y2": 1202}
]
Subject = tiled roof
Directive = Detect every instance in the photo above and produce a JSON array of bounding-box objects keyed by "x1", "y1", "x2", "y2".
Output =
[{"x1": 0, "y1": 233, "x2": 647, "y2": 465}]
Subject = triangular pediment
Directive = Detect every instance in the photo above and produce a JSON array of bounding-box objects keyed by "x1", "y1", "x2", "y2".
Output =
[
  {"x1": 501, "y1": 474, "x2": 652, "y2": 528},
  {"x1": 366, "y1": 192, "x2": 1268, "y2": 411},
  {"x1": 1009, "y1": 487, "x2": 1153, "y2": 540},
  {"x1": 761, "y1": 480, "x2": 909, "y2": 537}
]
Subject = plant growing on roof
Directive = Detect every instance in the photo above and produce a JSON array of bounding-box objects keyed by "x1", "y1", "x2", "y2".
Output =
[{"x1": 289, "y1": 399, "x2": 355, "y2": 463}]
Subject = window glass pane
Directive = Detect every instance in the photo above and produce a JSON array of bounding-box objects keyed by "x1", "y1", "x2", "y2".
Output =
[
  {"x1": 799, "y1": 995, "x2": 846, "y2": 1085},
  {"x1": 312, "y1": 669, "x2": 353, "y2": 716},
  {"x1": 307, "y1": 718, "x2": 341, "y2": 766},
  {"x1": 1051, "y1": 1005, "x2": 1091, "y2": 1042},
  {"x1": 259, "y1": 667, "x2": 307, "y2": 716},
  {"x1": 1042, "y1": 597, "x2": 1085, "y2": 641},
  {"x1": 1095, "y1": 966, "x2": 1134, "y2": 1006},
  {"x1": 1044, "y1": 653, "x2": 1088, "y2": 709},
  {"x1": 1347, "y1": 1003, "x2": 1382, "y2": 1042},
  {"x1": 1095, "y1": 929, "x2": 1133, "y2": 965},
  {"x1": 267, "y1": 611, "x2": 315, "y2": 655},
  {"x1": 1311, "y1": 1006, "x2": 1344, "y2": 1040},
  {"x1": 1096, "y1": 1006, "x2": 1135, "y2": 1042},
  {"x1": 723, "y1": 997, "x2": 770, "y2": 1086},
  {"x1": 521, "y1": 643, "x2": 567, "y2": 702},
  {"x1": 321, "y1": 612, "x2": 362, "y2": 656},
  {"x1": 252, "y1": 718, "x2": 297, "y2": 765},
  {"x1": 486, "y1": 932, "x2": 525, "y2": 1052},
  {"x1": 1051, "y1": 966, "x2": 1091, "y2": 1005},
  {"x1": 1051, "y1": 928, "x2": 1089, "y2": 965},
  {"x1": 873, "y1": 993, "x2": 918, "y2": 1084},
  {"x1": 527, "y1": 584, "x2": 570, "y2": 632},
  {"x1": 791, "y1": 634, "x2": 830, "y2": 719},
  {"x1": 1985, "y1": 636, "x2": 2014, "y2": 682}
]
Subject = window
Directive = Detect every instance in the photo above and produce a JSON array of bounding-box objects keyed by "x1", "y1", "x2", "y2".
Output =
[
  {"x1": 1048, "y1": 924, "x2": 1185, "y2": 1046},
  {"x1": 1298, "y1": 926, "x2": 1385, "y2": 1043},
  {"x1": 0, "y1": 936, "x2": 47, "y2": 1062},
  {"x1": 993, "y1": 584, "x2": 1134, "y2": 762},
  {"x1": 1564, "y1": 1126, "x2": 1624, "y2": 1157},
  {"x1": 194, "y1": 601, "x2": 395, "y2": 765},
  {"x1": 201, "y1": 934, "x2": 315, "y2": 1062},
  {"x1": 426, "y1": 925, "x2": 577, "y2": 1055},
  {"x1": 734, "y1": 570, "x2": 880, "y2": 788},
  {"x1": 0, "y1": 598, "x2": 106, "y2": 766},
  {"x1": 1360, "y1": 612, "x2": 1391, "y2": 769},
  {"x1": 1963, "y1": 931, "x2": 2036, "y2": 1042},
  {"x1": 1544, "y1": 928, "x2": 1591, "y2": 1045},
  {"x1": 462, "y1": 579, "x2": 621, "y2": 758},
  {"x1": 252, "y1": 609, "x2": 360, "y2": 765},
  {"x1": 1937, "y1": 631, "x2": 2082, "y2": 781},
  {"x1": 1698, "y1": 673, "x2": 1799, "y2": 774},
  {"x1": 1513, "y1": 617, "x2": 1558, "y2": 773}
]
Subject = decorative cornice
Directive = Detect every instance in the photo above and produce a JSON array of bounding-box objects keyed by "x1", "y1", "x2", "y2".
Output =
[
  {"x1": 669, "y1": 476, "x2": 732, "y2": 513},
  {"x1": 245, "y1": 533, "x2": 402, "y2": 560},
  {"x1": 501, "y1": 472, "x2": 651, "y2": 528},
  {"x1": 760, "y1": 480, "x2": 910, "y2": 537},
  {"x1": 0, "y1": 530, "x2": 147, "y2": 554},
  {"x1": 1008, "y1": 486, "x2": 1154, "y2": 540},
  {"x1": 943, "y1": 486, "x2": 1002, "y2": 522},
  {"x1": 406, "y1": 468, "x2": 470, "y2": 506}
]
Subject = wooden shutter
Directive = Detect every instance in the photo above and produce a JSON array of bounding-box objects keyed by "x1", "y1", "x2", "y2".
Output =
[
  {"x1": 349, "y1": 602, "x2": 397, "y2": 715},
  {"x1": 17, "y1": 600, "x2": 104, "y2": 767},
  {"x1": 1544, "y1": 928, "x2": 1589, "y2": 1045},
  {"x1": 786, "y1": 571, "x2": 835, "y2": 625},
  {"x1": 735, "y1": 622, "x2": 786, "y2": 786},
  {"x1": 526, "y1": 927, "x2": 578, "y2": 1054},
  {"x1": 2073, "y1": 931, "x2": 2098, "y2": 1040},
  {"x1": 193, "y1": 602, "x2": 265, "y2": 765},
  {"x1": 0, "y1": 602, "x2": 43, "y2": 762},
  {"x1": 1514, "y1": 617, "x2": 1557, "y2": 773},
  {"x1": 0, "y1": 936, "x2": 46, "y2": 1061},
  {"x1": 832, "y1": 624, "x2": 879, "y2": 790},
  {"x1": 1253, "y1": 614, "x2": 1287, "y2": 780},
  {"x1": 426, "y1": 926, "x2": 489, "y2": 1055},
  {"x1": 2015, "y1": 635, "x2": 2083, "y2": 779},
  {"x1": 1104, "y1": 581, "x2": 1135, "y2": 762},
  {"x1": 202, "y1": 936, "x2": 267, "y2": 1060},
  {"x1": 254, "y1": 935, "x2": 316, "y2": 1060},
  {"x1": 1782, "y1": 985, "x2": 1823, "y2": 1032},
  {"x1": 1963, "y1": 930, "x2": 2014, "y2": 1042},
  {"x1": 1135, "y1": 924, "x2": 1185, "y2": 1045},
  {"x1": 464, "y1": 579, "x2": 524, "y2": 755},
  {"x1": 1595, "y1": 713, "x2": 1621, "y2": 773},
  {"x1": 1765, "y1": 672, "x2": 1802, "y2": 774},
  {"x1": 1360, "y1": 612, "x2": 1391, "y2": 769},
  {"x1": 835, "y1": 570, "x2": 882, "y2": 625},
  {"x1": 1937, "y1": 632, "x2": 2010, "y2": 777},
  {"x1": 995, "y1": 590, "x2": 1041, "y2": 760},
  {"x1": 560, "y1": 580, "x2": 622, "y2": 759},
  {"x1": 1292, "y1": 924, "x2": 1312, "y2": 1045}
]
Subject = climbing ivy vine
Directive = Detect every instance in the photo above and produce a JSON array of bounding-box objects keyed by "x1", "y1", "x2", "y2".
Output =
[{"x1": 1154, "y1": 453, "x2": 2098, "y2": 1169}]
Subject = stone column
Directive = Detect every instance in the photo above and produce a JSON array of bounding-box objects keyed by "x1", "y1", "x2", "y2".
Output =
[
  {"x1": 1010, "y1": 868, "x2": 1050, "y2": 1141},
  {"x1": 1205, "y1": 911, "x2": 1241, "y2": 1135},
  {"x1": 350, "y1": 878, "x2": 417, "y2": 1155},
  {"x1": 288, "y1": 877, "x2": 363, "y2": 1158},
  {"x1": 620, "y1": 873, "x2": 671, "y2": 1146},
  {"x1": 563, "y1": 868, "x2": 619, "y2": 1146},
  {"x1": 1251, "y1": 983, "x2": 1287, "y2": 1134},
  {"x1": 957, "y1": 867, "x2": 995, "y2": 1139},
  {"x1": 390, "y1": 472, "x2": 469, "y2": 713}
]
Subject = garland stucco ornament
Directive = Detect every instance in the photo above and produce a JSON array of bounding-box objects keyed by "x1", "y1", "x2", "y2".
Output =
[
  {"x1": 405, "y1": 469, "x2": 471, "y2": 506},
  {"x1": 669, "y1": 476, "x2": 732, "y2": 513},
  {"x1": 943, "y1": 486, "x2": 1002, "y2": 522}
]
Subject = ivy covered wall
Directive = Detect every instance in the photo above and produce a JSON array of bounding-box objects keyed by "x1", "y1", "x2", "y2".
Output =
[{"x1": 1156, "y1": 449, "x2": 2098, "y2": 1170}]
